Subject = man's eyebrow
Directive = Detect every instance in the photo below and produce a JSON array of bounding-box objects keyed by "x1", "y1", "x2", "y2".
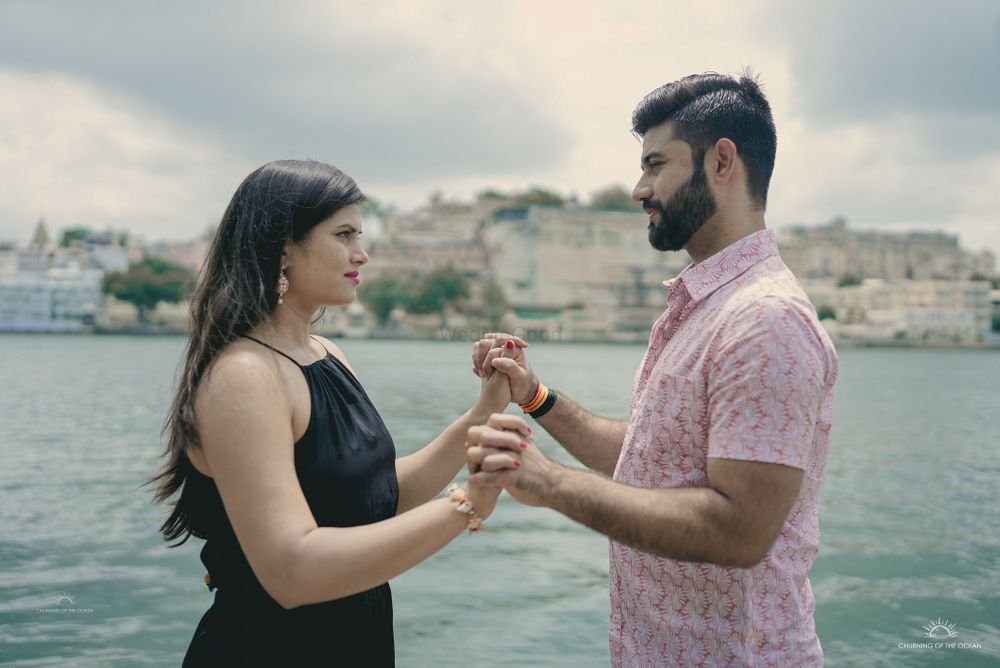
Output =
[{"x1": 641, "y1": 151, "x2": 667, "y2": 166}]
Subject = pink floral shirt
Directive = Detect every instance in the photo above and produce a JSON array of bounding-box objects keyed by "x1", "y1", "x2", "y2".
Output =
[{"x1": 610, "y1": 229, "x2": 838, "y2": 667}]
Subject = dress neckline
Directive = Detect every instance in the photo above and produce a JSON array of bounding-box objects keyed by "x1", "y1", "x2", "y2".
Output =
[{"x1": 241, "y1": 334, "x2": 329, "y2": 368}]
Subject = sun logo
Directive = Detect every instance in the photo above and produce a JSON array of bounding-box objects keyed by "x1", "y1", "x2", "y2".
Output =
[
  {"x1": 922, "y1": 618, "x2": 958, "y2": 639},
  {"x1": 54, "y1": 593, "x2": 75, "y2": 606}
]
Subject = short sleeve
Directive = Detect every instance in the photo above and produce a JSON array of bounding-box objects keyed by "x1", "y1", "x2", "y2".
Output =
[{"x1": 707, "y1": 297, "x2": 830, "y2": 470}]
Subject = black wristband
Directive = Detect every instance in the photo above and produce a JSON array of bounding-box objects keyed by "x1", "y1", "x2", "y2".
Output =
[{"x1": 529, "y1": 389, "x2": 558, "y2": 419}]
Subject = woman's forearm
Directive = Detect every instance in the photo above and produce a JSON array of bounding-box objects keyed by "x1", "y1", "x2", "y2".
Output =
[
  {"x1": 395, "y1": 407, "x2": 490, "y2": 513},
  {"x1": 281, "y1": 497, "x2": 470, "y2": 608}
]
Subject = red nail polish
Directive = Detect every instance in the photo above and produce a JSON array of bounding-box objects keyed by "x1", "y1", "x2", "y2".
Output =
[
  {"x1": 526, "y1": 427, "x2": 533, "y2": 434},
  {"x1": 514, "y1": 460, "x2": 521, "y2": 467},
  {"x1": 520, "y1": 441, "x2": 527, "y2": 449},
  {"x1": 505, "y1": 340, "x2": 514, "y2": 350}
]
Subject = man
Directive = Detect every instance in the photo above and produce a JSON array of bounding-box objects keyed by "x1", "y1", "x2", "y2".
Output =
[{"x1": 467, "y1": 72, "x2": 838, "y2": 666}]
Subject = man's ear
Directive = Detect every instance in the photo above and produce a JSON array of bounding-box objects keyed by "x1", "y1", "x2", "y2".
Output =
[{"x1": 709, "y1": 137, "x2": 738, "y2": 183}]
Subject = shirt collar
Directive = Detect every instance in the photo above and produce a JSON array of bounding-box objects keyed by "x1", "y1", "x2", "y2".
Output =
[{"x1": 662, "y1": 228, "x2": 779, "y2": 304}]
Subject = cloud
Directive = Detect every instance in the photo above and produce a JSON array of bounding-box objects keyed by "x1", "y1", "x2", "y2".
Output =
[
  {"x1": 750, "y1": 0, "x2": 1000, "y2": 253},
  {"x1": 768, "y1": 113, "x2": 1000, "y2": 253},
  {"x1": 757, "y1": 0, "x2": 1000, "y2": 155},
  {"x1": 0, "y1": 0, "x2": 997, "y2": 257},
  {"x1": 0, "y1": 69, "x2": 248, "y2": 242},
  {"x1": 0, "y1": 0, "x2": 572, "y2": 185}
]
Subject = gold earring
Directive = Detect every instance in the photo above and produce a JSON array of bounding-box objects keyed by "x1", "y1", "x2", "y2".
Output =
[{"x1": 277, "y1": 267, "x2": 289, "y2": 304}]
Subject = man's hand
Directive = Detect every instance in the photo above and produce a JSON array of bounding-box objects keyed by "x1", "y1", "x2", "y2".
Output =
[
  {"x1": 472, "y1": 333, "x2": 537, "y2": 405},
  {"x1": 466, "y1": 413, "x2": 559, "y2": 507}
]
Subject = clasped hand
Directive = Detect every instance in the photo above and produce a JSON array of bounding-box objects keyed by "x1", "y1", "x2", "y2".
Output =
[{"x1": 466, "y1": 334, "x2": 557, "y2": 509}]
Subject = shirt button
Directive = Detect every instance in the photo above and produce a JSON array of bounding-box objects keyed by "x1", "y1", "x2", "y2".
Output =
[{"x1": 611, "y1": 612, "x2": 622, "y2": 625}]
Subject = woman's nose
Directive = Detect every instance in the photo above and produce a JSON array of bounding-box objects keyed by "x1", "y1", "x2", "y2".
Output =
[{"x1": 353, "y1": 244, "x2": 369, "y2": 265}]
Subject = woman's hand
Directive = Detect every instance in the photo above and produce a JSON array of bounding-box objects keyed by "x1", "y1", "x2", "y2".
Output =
[
  {"x1": 473, "y1": 341, "x2": 515, "y2": 416},
  {"x1": 463, "y1": 413, "x2": 531, "y2": 519},
  {"x1": 462, "y1": 481, "x2": 501, "y2": 521},
  {"x1": 467, "y1": 413, "x2": 556, "y2": 508},
  {"x1": 472, "y1": 334, "x2": 538, "y2": 405}
]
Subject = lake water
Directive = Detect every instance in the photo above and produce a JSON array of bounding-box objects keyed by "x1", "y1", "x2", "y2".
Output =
[{"x1": 0, "y1": 335, "x2": 998, "y2": 667}]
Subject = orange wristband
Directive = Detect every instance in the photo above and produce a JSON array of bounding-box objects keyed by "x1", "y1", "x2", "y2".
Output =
[{"x1": 518, "y1": 382, "x2": 549, "y2": 414}]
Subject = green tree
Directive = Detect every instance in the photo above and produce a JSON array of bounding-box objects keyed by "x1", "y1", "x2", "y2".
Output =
[
  {"x1": 360, "y1": 197, "x2": 382, "y2": 219},
  {"x1": 480, "y1": 279, "x2": 508, "y2": 328},
  {"x1": 969, "y1": 272, "x2": 1000, "y2": 290},
  {"x1": 837, "y1": 273, "x2": 863, "y2": 287},
  {"x1": 476, "y1": 189, "x2": 508, "y2": 201},
  {"x1": 589, "y1": 184, "x2": 640, "y2": 211},
  {"x1": 102, "y1": 257, "x2": 194, "y2": 323},
  {"x1": 817, "y1": 307, "x2": 837, "y2": 321},
  {"x1": 358, "y1": 278, "x2": 411, "y2": 326},
  {"x1": 361, "y1": 268, "x2": 471, "y2": 324},
  {"x1": 409, "y1": 267, "x2": 469, "y2": 314},
  {"x1": 512, "y1": 187, "x2": 565, "y2": 208},
  {"x1": 60, "y1": 226, "x2": 92, "y2": 247}
]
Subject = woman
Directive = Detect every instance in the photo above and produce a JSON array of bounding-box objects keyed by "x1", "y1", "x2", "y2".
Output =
[{"x1": 150, "y1": 160, "x2": 524, "y2": 666}]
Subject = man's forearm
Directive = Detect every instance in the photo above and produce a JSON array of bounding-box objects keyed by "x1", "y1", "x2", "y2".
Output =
[
  {"x1": 535, "y1": 392, "x2": 628, "y2": 476},
  {"x1": 543, "y1": 466, "x2": 754, "y2": 567}
]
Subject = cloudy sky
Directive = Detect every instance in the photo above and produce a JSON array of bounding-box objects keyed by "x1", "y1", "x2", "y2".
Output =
[{"x1": 1, "y1": 0, "x2": 998, "y2": 257}]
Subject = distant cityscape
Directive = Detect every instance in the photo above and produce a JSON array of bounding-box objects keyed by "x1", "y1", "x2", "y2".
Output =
[{"x1": 1, "y1": 190, "x2": 998, "y2": 347}]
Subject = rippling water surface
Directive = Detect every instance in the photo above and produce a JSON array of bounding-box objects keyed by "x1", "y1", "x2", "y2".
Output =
[{"x1": 0, "y1": 335, "x2": 998, "y2": 666}]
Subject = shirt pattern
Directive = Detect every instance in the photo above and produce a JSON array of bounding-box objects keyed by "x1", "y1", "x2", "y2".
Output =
[{"x1": 610, "y1": 229, "x2": 838, "y2": 667}]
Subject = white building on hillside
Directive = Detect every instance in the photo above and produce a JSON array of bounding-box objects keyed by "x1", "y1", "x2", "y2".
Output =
[
  {"x1": 0, "y1": 267, "x2": 102, "y2": 332},
  {"x1": 483, "y1": 207, "x2": 689, "y2": 341},
  {"x1": 778, "y1": 218, "x2": 995, "y2": 281},
  {"x1": 802, "y1": 279, "x2": 993, "y2": 345}
]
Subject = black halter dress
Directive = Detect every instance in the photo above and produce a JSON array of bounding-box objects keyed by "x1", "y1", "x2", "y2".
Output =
[{"x1": 181, "y1": 335, "x2": 399, "y2": 667}]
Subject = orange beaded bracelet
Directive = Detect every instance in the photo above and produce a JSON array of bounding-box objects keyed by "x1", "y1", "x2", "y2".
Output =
[{"x1": 445, "y1": 484, "x2": 484, "y2": 534}]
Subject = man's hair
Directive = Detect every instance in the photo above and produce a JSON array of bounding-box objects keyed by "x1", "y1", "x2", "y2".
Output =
[{"x1": 632, "y1": 70, "x2": 777, "y2": 209}]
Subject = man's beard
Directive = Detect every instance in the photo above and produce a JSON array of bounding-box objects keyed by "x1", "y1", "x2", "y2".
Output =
[{"x1": 643, "y1": 163, "x2": 717, "y2": 252}]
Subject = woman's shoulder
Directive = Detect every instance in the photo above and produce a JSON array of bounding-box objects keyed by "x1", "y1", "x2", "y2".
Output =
[
  {"x1": 310, "y1": 335, "x2": 360, "y2": 379},
  {"x1": 198, "y1": 340, "x2": 289, "y2": 405},
  {"x1": 192, "y1": 340, "x2": 299, "y2": 451}
]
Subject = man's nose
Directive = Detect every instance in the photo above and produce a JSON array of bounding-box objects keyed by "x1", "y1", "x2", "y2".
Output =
[{"x1": 632, "y1": 179, "x2": 652, "y2": 202}]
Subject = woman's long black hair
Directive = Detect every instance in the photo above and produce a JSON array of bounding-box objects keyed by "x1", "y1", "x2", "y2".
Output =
[{"x1": 149, "y1": 160, "x2": 366, "y2": 546}]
